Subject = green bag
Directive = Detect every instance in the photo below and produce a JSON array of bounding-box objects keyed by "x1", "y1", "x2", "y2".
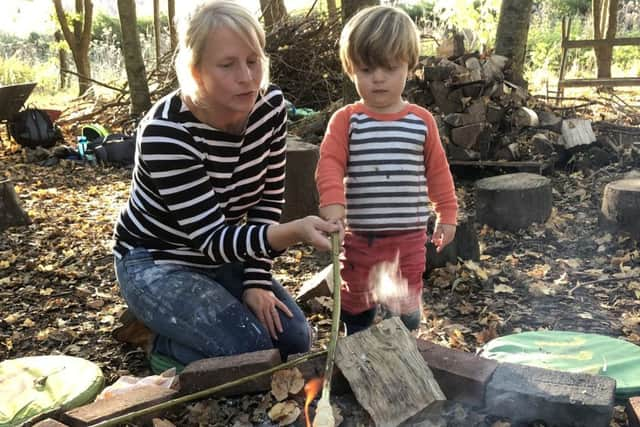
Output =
[
  {"x1": 481, "y1": 331, "x2": 640, "y2": 399},
  {"x1": 0, "y1": 355, "x2": 104, "y2": 426}
]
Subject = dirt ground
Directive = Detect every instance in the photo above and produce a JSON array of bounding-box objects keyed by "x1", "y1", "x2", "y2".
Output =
[{"x1": 0, "y1": 132, "x2": 639, "y2": 426}]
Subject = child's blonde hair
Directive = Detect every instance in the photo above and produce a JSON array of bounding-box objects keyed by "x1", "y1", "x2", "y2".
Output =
[
  {"x1": 339, "y1": 5, "x2": 420, "y2": 76},
  {"x1": 175, "y1": 0, "x2": 270, "y2": 104}
]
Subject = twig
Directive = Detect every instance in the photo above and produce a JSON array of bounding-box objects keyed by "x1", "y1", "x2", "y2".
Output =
[
  {"x1": 576, "y1": 274, "x2": 640, "y2": 286},
  {"x1": 61, "y1": 69, "x2": 127, "y2": 93},
  {"x1": 90, "y1": 350, "x2": 326, "y2": 427}
]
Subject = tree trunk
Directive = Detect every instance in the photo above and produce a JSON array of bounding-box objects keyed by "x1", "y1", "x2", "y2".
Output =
[
  {"x1": 593, "y1": 0, "x2": 619, "y2": 78},
  {"x1": 52, "y1": 0, "x2": 94, "y2": 96},
  {"x1": 494, "y1": 0, "x2": 533, "y2": 85},
  {"x1": 327, "y1": 0, "x2": 338, "y2": 21},
  {"x1": 153, "y1": 0, "x2": 161, "y2": 70},
  {"x1": 54, "y1": 30, "x2": 68, "y2": 89},
  {"x1": 118, "y1": 0, "x2": 152, "y2": 116},
  {"x1": 259, "y1": 0, "x2": 288, "y2": 30},
  {"x1": 0, "y1": 180, "x2": 31, "y2": 232},
  {"x1": 168, "y1": 0, "x2": 177, "y2": 53},
  {"x1": 341, "y1": 0, "x2": 379, "y2": 104}
]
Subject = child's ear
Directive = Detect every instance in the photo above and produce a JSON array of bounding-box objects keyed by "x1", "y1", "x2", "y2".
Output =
[{"x1": 191, "y1": 64, "x2": 202, "y2": 87}]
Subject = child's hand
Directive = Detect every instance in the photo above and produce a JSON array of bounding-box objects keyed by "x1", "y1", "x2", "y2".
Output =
[
  {"x1": 431, "y1": 223, "x2": 456, "y2": 252},
  {"x1": 319, "y1": 204, "x2": 345, "y2": 227}
]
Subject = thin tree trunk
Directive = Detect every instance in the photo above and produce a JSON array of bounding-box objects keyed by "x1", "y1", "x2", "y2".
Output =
[
  {"x1": 327, "y1": 0, "x2": 338, "y2": 21},
  {"x1": 168, "y1": 0, "x2": 177, "y2": 53},
  {"x1": 52, "y1": 0, "x2": 93, "y2": 96},
  {"x1": 54, "y1": 30, "x2": 68, "y2": 89},
  {"x1": 494, "y1": 0, "x2": 533, "y2": 85},
  {"x1": 259, "y1": 0, "x2": 288, "y2": 30},
  {"x1": 118, "y1": 0, "x2": 152, "y2": 116},
  {"x1": 593, "y1": 0, "x2": 619, "y2": 78},
  {"x1": 153, "y1": 0, "x2": 161, "y2": 69}
]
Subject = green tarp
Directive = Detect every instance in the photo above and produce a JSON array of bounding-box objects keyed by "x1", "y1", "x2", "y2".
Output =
[
  {"x1": 481, "y1": 331, "x2": 640, "y2": 399},
  {"x1": 0, "y1": 355, "x2": 104, "y2": 426}
]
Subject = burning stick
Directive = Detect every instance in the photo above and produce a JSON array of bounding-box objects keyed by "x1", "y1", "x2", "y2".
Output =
[{"x1": 313, "y1": 231, "x2": 341, "y2": 427}]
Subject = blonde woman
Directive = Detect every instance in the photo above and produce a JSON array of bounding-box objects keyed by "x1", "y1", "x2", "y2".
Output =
[{"x1": 113, "y1": 0, "x2": 340, "y2": 370}]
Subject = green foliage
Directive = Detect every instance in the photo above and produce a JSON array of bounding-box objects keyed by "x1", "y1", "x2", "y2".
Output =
[{"x1": 541, "y1": 0, "x2": 591, "y2": 16}]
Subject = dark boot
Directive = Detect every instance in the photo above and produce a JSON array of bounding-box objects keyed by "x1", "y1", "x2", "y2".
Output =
[
  {"x1": 382, "y1": 308, "x2": 421, "y2": 331},
  {"x1": 341, "y1": 307, "x2": 377, "y2": 335}
]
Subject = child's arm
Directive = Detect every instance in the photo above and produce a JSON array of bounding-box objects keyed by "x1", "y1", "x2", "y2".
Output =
[
  {"x1": 421, "y1": 110, "x2": 458, "y2": 251},
  {"x1": 316, "y1": 108, "x2": 351, "y2": 223}
]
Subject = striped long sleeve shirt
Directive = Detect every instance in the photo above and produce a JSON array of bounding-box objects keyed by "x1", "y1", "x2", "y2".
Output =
[
  {"x1": 113, "y1": 85, "x2": 287, "y2": 290},
  {"x1": 316, "y1": 102, "x2": 457, "y2": 231}
]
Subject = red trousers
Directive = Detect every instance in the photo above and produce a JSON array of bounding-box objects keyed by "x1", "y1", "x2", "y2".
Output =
[{"x1": 340, "y1": 229, "x2": 427, "y2": 315}]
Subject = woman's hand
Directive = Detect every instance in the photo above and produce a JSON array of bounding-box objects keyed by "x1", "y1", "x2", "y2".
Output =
[
  {"x1": 243, "y1": 288, "x2": 293, "y2": 340},
  {"x1": 431, "y1": 223, "x2": 456, "y2": 252},
  {"x1": 267, "y1": 216, "x2": 342, "y2": 252}
]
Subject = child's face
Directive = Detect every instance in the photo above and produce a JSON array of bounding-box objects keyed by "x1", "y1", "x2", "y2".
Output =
[{"x1": 351, "y1": 60, "x2": 409, "y2": 114}]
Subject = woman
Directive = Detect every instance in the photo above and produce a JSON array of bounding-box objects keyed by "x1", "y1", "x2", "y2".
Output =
[{"x1": 113, "y1": 0, "x2": 340, "y2": 369}]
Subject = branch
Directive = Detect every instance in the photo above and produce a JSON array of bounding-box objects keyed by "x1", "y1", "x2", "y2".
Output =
[
  {"x1": 60, "y1": 69, "x2": 126, "y2": 93},
  {"x1": 90, "y1": 350, "x2": 327, "y2": 427}
]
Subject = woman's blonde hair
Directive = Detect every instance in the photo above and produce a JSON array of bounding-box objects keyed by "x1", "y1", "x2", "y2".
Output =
[
  {"x1": 175, "y1": 0, "x2": 269, "y2": 104},
  {"x1": 339, "y1": 5, "x2": 420, "y2": 76}
]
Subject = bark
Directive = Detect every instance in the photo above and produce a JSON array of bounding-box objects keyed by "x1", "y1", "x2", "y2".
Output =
[
  {"x1": 54, "y1": 30, "x2": 68, "y2": 89},
  {"x1": 52, "y1": 0, "x2": 93, "y2": 96},
  {"x1": 153, "y1": 0, "x2": 161, "y2": 69},
  {"x1": 117, "y1": 0, "x2": 152, "y2": 116},
  {"x1": 593, "y1": 0, "x2": 619, "y2": 78},
  {"x1": 341, "y1": 0, "x2": 379, "y2": 104},
  {"x1": 0, "y1": 180, "x2": 31, "y2": 231},
  {"x1": 168, "y1": 0, "x2": 177, "y2": 53},
  {"x1": 494, "y1": 0, "x2": 533, "y2": 85},
  {"x1": 259, "y1": 0, "x2": 288, "y2": 30}
]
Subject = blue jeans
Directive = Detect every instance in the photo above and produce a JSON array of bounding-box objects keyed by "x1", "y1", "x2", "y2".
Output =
[{"x1": 114, "y1": 247, "x2": 311, "y2": 365}]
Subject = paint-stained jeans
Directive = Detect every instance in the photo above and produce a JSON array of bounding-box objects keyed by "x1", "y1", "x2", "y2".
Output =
[{"x1": 114, "y1": 247, "x2": 311, "y2": 365}]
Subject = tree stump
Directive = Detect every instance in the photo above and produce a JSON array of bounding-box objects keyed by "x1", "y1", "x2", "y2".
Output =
[
  {"x1": 281, "y1": 137, "x2": 319, "y2": 222},
  {"x1": 0, "y1": 179, "x2": 30, "y2": 231},
  {"x1": 600, "y1": 179, "x2": 640, "y2": 239},
  {"x1": 475, "y1": 173, "x2": 552, "y2": 232}
]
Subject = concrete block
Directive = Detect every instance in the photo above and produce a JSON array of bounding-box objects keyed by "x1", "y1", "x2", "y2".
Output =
[
  {"x1": 61, "y1": 385, "x2": 177, "y2": 427},
  {"x1": 485, "y1": 362, "x2": 615, "y2": 426},
  {"x1": 416, "y1": 339, "x2": 497, "y2": 407},
  {"x1": 179, "y1": 349, "x2": 281, "y2": 396},
  {"x1": 627, "y1": 397, "x2": 640, "y2": 427},
  {"x1": 281, "y1": 136, "x2": 319, "y2": 222}
]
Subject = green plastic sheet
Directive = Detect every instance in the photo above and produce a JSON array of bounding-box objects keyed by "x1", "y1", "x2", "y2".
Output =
[
  {"x1": 481, "y1": 331, "x2": 640, "y2": 399},
  {"x1": 0, "y1": 355, "x2": 104, "y2": 426}
]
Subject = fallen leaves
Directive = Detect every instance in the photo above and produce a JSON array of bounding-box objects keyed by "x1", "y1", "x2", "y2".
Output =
[
  {"x1": 268, "y1": 400, "x2": 300, "y2": 426},
  {"x1": 271, "y1": 368, "x2": 304, "y2": 401}
]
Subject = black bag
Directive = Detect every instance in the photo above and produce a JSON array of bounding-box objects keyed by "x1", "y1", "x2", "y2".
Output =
[
  {"x1": 92, "y1": 133, "x2": 136, "y2": 167},
  {"x1": 9, "y1": 108, "x2": 62, "y2": 148}
]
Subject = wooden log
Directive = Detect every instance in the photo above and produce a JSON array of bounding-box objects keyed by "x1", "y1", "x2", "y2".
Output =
[
  {"x1": 281, "y1": 137, "x2": 319, "y2": 222},
  {"x1": 451, "y1": 123, "x2": 485, "y2": 149},
  {"x1": 486, "y1": 102, "x2": 505, "y2": 124},
  {"x1": 0, "y1": 179, "x2": 31, "y2": 231},
  {"x1": 512, "y1": 106, "x2": 539, "y2": 128},
  {"x1": 475, "y1": 173, "x2": 552, "y2": 232},
  {"x1": 537, "y1": 111, "x2": 563, "y2": 133},
  {"x1": 335, "y1": 317, "x2": 445, "y2": 427},
  {"x1": 296, "y1": 264, "x2": 333, "y2": 303},
  {"x1": 429, "y1": 81, "x2": 463, "y2": 114},
  {"x1": 445, "y1": 143, "x2": 481, "y2": 161},
  {"x1": 627, "y1": 396, "x2": 640, "y2": 427},
  {"x1": 600, "y1": 179, "x2": 640, "y2": 239},
  {"x1": 560, "y1": 118, "x2": 596, "y2": 149}
]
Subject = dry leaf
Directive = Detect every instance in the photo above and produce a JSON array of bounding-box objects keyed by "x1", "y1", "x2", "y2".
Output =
[
  {"x1": 268, "y1": 400, "x2": 300, "y2": 426},
  {"x1": 494, "y1": 284, "x2": 514, "y2": 294},
  {"x1": 152, "y1": 419, "x2": 176, "y2": 427},
  {"x1": 271, "y1": 368, "x2": 304, "y2": 401}
]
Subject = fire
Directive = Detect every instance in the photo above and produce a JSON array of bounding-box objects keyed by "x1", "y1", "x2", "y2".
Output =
[
  {"x1": 304, "y1": 377, "x2": 323, "y2": 427},
  {"x1": 370, "y1": 251, "x2": 409, "y2": 314}
]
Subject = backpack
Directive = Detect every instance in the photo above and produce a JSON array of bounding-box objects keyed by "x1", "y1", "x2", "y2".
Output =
[
  {"x1": 9, "y1": 108, "x2": 62, "y2": 148},
  {"x1": 91, "y1": 133, "x2": 136, "y2": 167}
]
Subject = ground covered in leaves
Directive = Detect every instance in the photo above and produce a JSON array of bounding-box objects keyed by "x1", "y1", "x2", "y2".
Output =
[{"x1": 1, "y1": 133, "x2": 639, "y2": 426}]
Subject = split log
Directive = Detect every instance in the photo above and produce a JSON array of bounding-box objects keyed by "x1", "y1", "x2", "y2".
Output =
[
  {"x1": 335, "y1": 317, "x2": 445, "y2": 427},
  {"x1": 426, "y1": 214, "x2": 480, "y2": 271},
  {"x1": 281, "y1": 137, "x2": 319, "y2": 222},
  {"x1": 537, "y1": 111, "x2": 563, "y2": 133},
  {"x1": 428, "y1": 81, "x2": 463, "y2": 114},
  {"x1": 531, "y1": 133, "x2": 555, "y2": 156},
  {"x1": 451, "y1": 123, "x2": 485, "y2": 149},
  {"x1": 512, "y1": 106, "x2": 539, "y2": 128},
  {"x1": 600, "y1": 179, "x2": 640, "y2": 239},
  {"x1": 475, "y1": 173, "x2": 552, "y2": 232},
  {"x1": 296, "y1": 264, "x2": 333, "y2": 303},
  {"x1": 0, "y1": 179, "x2": 31, "y2": 231},
  {"x1": 560, "y1": 118, "x2": 596, "y2": 149},
  {"x1": 627, "y1": 397, "x2": 640, "y2": 427},
  {"x1": 445, "y1": 143, "x2": 481, "y2": 161},
  {"x1": 486, "y1": 102, "x2": 505, "y2": 124}
]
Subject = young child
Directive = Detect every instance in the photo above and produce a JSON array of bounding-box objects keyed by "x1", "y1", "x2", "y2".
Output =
[{"x1": 316, "y1": 5, "x2": 458, "y2": 334}]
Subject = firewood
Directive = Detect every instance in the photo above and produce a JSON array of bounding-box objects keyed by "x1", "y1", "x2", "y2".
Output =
[
  {"x1": 512, "y1": 106, "x2": 540, "y2": 128},
  {"x1": 451, "y1": 123, "x2": 485, "y2": 149},
  {"x1": 0, "y1": 179, "x2": 31, "y2": 231},
  {"x1": 600, "y1": 179, "x2": 640, "y2": 239}
]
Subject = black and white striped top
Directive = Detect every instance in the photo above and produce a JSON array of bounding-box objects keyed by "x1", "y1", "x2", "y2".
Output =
[{"x1": 113, "y1": 85, "x2": 287, "y2": 290}]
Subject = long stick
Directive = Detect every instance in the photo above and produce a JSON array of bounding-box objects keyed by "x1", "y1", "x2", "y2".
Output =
[
  {"x1": 91, "y1": 351, "x2": 326, "y2": 427},
  {"x1": 320, "y1": 231, "x2": 342, "y2": 401}
]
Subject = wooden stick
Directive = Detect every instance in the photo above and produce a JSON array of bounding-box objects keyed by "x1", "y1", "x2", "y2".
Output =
[{"x1": 90, "y1": 351, "x2": 326, "y2": 427}]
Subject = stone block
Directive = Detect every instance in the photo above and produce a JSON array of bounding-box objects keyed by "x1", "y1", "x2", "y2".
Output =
[
  {"x1": 485, "y1": 362, "x2": 615, "y2": 426},
  {"x1": 179, "y1": 349, "x2": 281, "y2": 396}
]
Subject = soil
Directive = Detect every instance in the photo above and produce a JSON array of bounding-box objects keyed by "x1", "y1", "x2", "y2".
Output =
[{"x1": 0, "y1": 131, "x2": 638, "y2": 426}]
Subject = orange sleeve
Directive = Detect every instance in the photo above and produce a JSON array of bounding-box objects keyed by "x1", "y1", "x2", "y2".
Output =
[
  {"x1": 414, "y1": 106, "x2": 458, "y2": 225},
  {"x1": 316, "y1": 107, "x2": 351, "y2": 207}
]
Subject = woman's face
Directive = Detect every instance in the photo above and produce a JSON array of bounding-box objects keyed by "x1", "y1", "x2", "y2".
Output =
[{"x1": 194, "y1": 26, "x2": 263, "y2": 121}]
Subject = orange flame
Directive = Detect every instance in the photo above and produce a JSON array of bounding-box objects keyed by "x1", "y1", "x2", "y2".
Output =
[{"x1": 304, "y1": 377, "x2": 323, "y2": 427}]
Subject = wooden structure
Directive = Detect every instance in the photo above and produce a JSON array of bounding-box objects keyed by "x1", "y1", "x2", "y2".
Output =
[
  {"x1": 557, "y1": 17, "x2": 640, "y2": 102},
  {"x1": 0, "y1": 82, "x2": 36, "y2": 139}
]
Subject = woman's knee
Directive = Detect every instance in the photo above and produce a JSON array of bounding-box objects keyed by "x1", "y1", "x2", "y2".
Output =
[{"x1": 277, "y1": 316, "x2": 311, "y2": 357}]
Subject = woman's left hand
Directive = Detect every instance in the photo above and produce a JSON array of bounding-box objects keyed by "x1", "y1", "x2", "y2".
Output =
[{"x1": 243, "y1": 288, "x2": 293, "y2": 340}]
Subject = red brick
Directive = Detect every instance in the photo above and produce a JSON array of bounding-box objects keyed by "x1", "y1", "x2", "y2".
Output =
[
  {"x1": 416, "y1": 339, "x2": 497, "y2": 406},
  {"x1": 61, "y1": 385, "x2": 177, "y2": 427},
  {"x1": 627, "y1": 397, "x2": 640, "y2": 427},
  {"x1": 179, "y1": 349, "x2": 281, "y2": 396}
]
